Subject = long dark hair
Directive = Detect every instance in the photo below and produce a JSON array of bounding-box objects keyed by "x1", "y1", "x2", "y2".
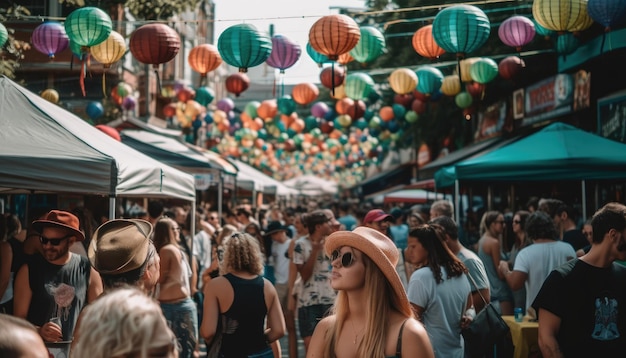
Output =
[{"x1": 409, "y1": 224, "x2": 467, "y2": 284}]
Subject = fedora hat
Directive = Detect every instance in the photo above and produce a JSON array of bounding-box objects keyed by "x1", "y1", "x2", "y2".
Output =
[
  {"x1": 324, "y1": 226, "x2": 410, "y2": 313},
  {"x1": 89, "y1": 219, "x2": 153, "y2": 275},
  {"x1": 32, "y1": 210, "x2": 85, "y2": 241},
  {"x1": 264, "y1": 221, "x2": 288, "y2": 237}
]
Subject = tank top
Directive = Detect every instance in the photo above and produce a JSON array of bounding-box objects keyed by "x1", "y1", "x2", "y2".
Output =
[
  {"x1": 220, "y1": 273, "x2": 269, "y2": 357},
  {"x1": 27, "y1": 253, "x2": 91, "y2": 341}
]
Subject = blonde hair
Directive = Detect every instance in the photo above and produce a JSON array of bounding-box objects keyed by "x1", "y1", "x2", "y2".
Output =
[
  {"x1": 480, "y1": 211, "x2": 502, "y2": 236},
  {"x1": 152, "y1": 217, "x2": 178, "y2": 251},
  {"x1": 323, "y1": 254, "x2": 413, "y2": 357},
  {"x1": 72, "y1": 288, "x2": 175, "y2": 358},
  {"x1": 221, "y1": 232, "x2": 265, "y2": 275}
]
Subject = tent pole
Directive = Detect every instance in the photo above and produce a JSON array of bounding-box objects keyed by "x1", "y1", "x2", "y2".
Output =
[
  {"x1": 218, "y1": 174, "x2": 223, "y2": 222},
  {"x1": 594, "y1": 182, "x2": 599, "y2": 213},
  {"x1": 454, "y1": 180, "x2": 460, "y2": 222},
  {"x1": 190, "y1": 200, "x2": 196, "y2": 260},
  {"x1": 581, "y1": 180, "x2": 587, "y2": 221},
  {"x1": 109, "y1": 196, "x2": 116, "y2": 220}
]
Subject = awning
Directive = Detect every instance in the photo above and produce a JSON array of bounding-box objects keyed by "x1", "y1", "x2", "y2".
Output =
[
  {"x1": 354, "y1": 162, "x2": 415, "y2": 197},
  {"x1": 419, "y1": 136, "x2": 513, "y2": 180},
  {"x1": 383, "y1": 189, "x2": 446, "y2": 204},
  {"x1": 232, "y1": 160, "x2": 298, "y2": 196}
]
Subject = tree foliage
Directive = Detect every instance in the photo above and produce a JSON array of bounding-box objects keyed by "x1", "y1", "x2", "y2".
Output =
[
  {"x1": 0, "y1": 6, "x2": 31, "y2": 79},
  {"x1": 126, "y1": 0, "x2": 200, "y2": 20}
]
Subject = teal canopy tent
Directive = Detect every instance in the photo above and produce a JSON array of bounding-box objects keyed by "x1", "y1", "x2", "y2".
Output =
[{"x1": 435, "y1": 122, "x2": 626, "y2": 219}]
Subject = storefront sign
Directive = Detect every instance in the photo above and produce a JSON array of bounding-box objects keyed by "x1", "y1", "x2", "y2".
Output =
[
  {"x1": 521, "y1": 74, "x2": 573, "y2": 127},
  {"x1": 598, "y1": 90, "x2": 626, "y2": 144}
]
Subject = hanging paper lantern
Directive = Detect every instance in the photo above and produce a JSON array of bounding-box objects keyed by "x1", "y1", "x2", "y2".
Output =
[
  {"x1": 330, "y1": 84, "x2": 347, "y2": 100},
  {"x1": 415, "y1": 66, "x2": 444, "y2": 96},
  {"x1": 469, "y1": 57, "x2": 499, "y2": 84},
  {"x1": 389, "y1": 68, "x2": 417, "y2": 95},
  {"x1": 188, "y1": 44, "x2": 222, "y2": 78},
  {"x1": 31, "y1": 22, "x2": 69, "y2": 59},
  {"x1": 320, "y1": 66, "x2": 345, "y2": 90},
  {"x1": 498, "y1": 56, "x2": 525, "y2": 80},
  {"x1": 379, "y1": 106, "x2": 395, "y2": 122},
  {"x1": 130, "y1": 24, "x2": 180, "y2": 70},
  {"x1": 69, "y1": 40, "x2": 84, "y2": 60},
  {"x1": 466, "y1": 82, "x2": 486, "y2": 98},
  {"x1": 455, "y1": 92, "x2": 473, "y2": 109},
  {"x1": 292, "y1": 83, "x2": 319, "y2": 105},
  {"x1": 588, "y1": 0, "x2": 626, "y2": 31},
  {"x1": 41, "y1": 89, "x2": 59, "y2": 104},
  {"x1": 278, "y1": 95, "x2": 297, "y2": 115},
  {"x1": 0, "y1": 23, "x2": 7, "y2": 48},
  {"x1": 344, "y1": 73, "x2": 375, "y2": 101},
  {"x1": 441, "y1": 75, "x2": 462, "y2": 96},
  {"x1": 532, "y1": 19, "x2": 555, "y2": 40},
  {"x1": 432, "y1": 5, "x2": 491, "y2": 57},
  {"x1": 412, "y1": 25, "x2": 445, "y2": 60},
  {"x1": 311, "y1": 102, "x2": 330, "y2": 118},
  {"x1": 555, "y1": 33, "x2": 580, "y2": 55},
  {"x1": 498, "y1": 16, "x2": 535, "y2": 52},
  {"x1": 309, "y1": 14, "x2": 361, "y2": 61},
  {"x1": 458, "y1": 57, "x2": 480, "y2": 82},
  {"x1": 86, "y1": 101, "x2": 104, "y2": 119},
  {"x1": 122, "y1": 97, "x2": 137, "y2": 111},
  {"x1": 91, "y1": 30, "x2": 126, "y2": 67},
  {"x1": 194, "y1": 86, "x2": 215, "y2": 106},
  {"x1": 337, "y1": 52, "x2": 354, "y2": 65},
  {"x1": 218, "y1": 23, "x2": 272, "y2": 73},
  {"x1": 412, "y1": 99, "x2": 426, "y2": 114},
  {"x1": 532, "y1": 0, "x2": 593, "y2": 33},
  {"x1": 64, "y1": 7, "x2": 112, "y2": 48},
  {"x1": 225, "y1": 73, "x2": 250, "y2": 97},
  {"x1": 266, "y1": 35, "x2": 301, "y2": 73},
  {"x1": 163, "y1": 103, "x2": 177, "y2": 117},
  {"x1": 349, "y1": 26, "x2": 386, "y2": 64},
  {"x1": 95, "y1": 125, "x2": 121, "y2": 141},
  {"x1": 306, "y1": 42, "x2": 329, "y2": 67},
  {"x1": 336, "y1": 97, "x2": 355, "y2": 115}
]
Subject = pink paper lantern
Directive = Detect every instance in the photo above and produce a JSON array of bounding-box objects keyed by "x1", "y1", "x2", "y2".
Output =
[
  {"x1": 498, "y1": 16, "x2": 535, "y2": 52},
  {"x1": 32, "y1": 22, "x2": 69, "y2": 59}
]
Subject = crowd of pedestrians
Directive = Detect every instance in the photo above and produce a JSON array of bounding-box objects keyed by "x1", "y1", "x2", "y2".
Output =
[{"x1": 1, "y1": 196, "x2": 625, "y2": 357}]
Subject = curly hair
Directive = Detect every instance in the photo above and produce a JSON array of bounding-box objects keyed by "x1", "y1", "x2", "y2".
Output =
[
  {"x1": 525, "y1": 211, "x2": 558, "y2": 241},
  {"x1": 221, "y1": 232, "x2": 265, "y2": 275},
  {"x1": 72, "y1": 287, "x2": 176, "y2": 358},
  {"x1": 409, "y1": 225, "x2": 467, "y2": 284}
]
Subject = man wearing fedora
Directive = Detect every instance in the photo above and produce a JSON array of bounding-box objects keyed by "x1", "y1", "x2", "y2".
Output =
[
  {"x1": 13, "y1": 210, "x2": 103, "y2": 344},
  {"x1": 88, "y1": 219, "x2": 160, "y2": 295}
]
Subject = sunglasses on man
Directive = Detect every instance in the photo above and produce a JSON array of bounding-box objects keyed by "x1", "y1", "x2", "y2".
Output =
[{"x1": 39, "y1": 234, "x2": 72, "y2": 246}]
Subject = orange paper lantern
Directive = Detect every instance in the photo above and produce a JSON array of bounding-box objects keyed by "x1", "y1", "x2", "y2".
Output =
[
  {"x1": 188, "y1": 44, "x2": 222, "y2": 78},
  {"x1": 412, "y1": 25, "x2": 445, "y2": 60},
  {"x1": 308, "y1": 14, "x2": 361, "y2": 60},
  {"x1": 292, "y1": 83, "x2": 319, "y2": 105}
]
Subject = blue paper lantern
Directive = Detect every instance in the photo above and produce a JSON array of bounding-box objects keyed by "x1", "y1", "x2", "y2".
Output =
[
  {"x1": 86, "y1": 101, "x2": 104, "y2": 119},
  {"x1": 433, "y1": 5, "x2": 491, "y2": 56},
  {"x1": 218, "y1": 24, "x2": 272, "y2": 73},
  {"x1": 587, "y1": 0, "x2": 626, "y2": 31}
]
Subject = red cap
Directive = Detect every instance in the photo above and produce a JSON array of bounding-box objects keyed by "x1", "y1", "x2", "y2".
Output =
[{"x1": 363, "y1": 209, "x2": 392, "y2": 224}]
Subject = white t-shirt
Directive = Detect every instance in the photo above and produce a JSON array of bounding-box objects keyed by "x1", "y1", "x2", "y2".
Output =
[
  {"x1": 272, "y1": 239, "x2": 292, "y2": 285},
  {"x1": 514, "y1": 240, "x2": 576, "y2": 311}
]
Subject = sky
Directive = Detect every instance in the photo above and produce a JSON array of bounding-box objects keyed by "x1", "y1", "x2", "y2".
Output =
[{"x1": 212, "y1": 0, "x2": 366, "y2": 84}]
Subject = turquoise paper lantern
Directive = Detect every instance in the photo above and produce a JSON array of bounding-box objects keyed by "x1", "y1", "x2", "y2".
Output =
[
  {"x1": 0, "y1": 23, "x2": 8, "y2": 48},
  {"x1": 277, "y1": 95, "x2": 297, "y2": 115},
  {"x1": 344, "y1": 73, "x2": 375, "y2": 101},
  {"x1": 306, "y1": 42, "x2": 329, "y2": 67},
  {"x1": 195, "y1": 86, "x2": 215, "y2": 106},
  {"x1": 64, "y1": 7, "x2": 112, "y2": 48},
  {"x1": 470, "y1": 57, "x2": 499, "y2": 84},
  {"x1": 555, "y1": 33, "x2": 579, "y2": 55},
  {"x1": 218, "y1": 24, "x2": 272, "y2": 73},
  {"x1": 455, "y1": 92, "x2": 473, "y2": 109},
  {"x1": 532, "y1": 19, "x2": 555, "y2": 39},
  {"x1": 415, "y1": 66, "x2": 444, "y2": 96},
  {"x1": 349, "y1": 26, "x2": 386, "y2": 64},
  {"x1": 433, "y1": 5, "x2": 491, "y2": 56}
]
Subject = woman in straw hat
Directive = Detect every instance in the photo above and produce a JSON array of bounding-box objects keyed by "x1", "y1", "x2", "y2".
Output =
[{"x1": 307, "y1": 226, "x2": 434, "y2": 358}]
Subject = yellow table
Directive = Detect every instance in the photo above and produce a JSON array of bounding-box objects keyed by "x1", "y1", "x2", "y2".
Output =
[{"x1": 502, "y1": 315, "x2": 540, "y2": 358}]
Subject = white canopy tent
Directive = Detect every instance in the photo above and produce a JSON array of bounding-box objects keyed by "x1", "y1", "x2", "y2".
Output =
[
  {"x1": 283, "y1": 174, "x2": 339, "y2": 196},
  {"x1": 0, "y1": 77, "x2": 196, "y2": 218},
  {"x1": 231, "y1": 160, "x2": 298, "y2": 205}
]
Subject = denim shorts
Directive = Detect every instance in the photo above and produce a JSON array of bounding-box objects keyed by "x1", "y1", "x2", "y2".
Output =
[{"x1": 298, "y1": 304, "x2": 333, "y2": 338}]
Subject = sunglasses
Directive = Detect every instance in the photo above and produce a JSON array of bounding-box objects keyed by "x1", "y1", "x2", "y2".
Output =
[
  {"x1": 513, "y1": 220, "x2": 522, "y2": 224},
  {"x1": 330, "y1": 249, "x2": 355, "y2": 268},
  {"x1": 39, "y1": 234, "x2": 72, "y2": 246}
]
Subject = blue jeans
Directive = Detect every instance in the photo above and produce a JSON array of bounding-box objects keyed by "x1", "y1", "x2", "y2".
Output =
[{"x1": 161, "y1": 297, "x2": 198, "y2": 358}]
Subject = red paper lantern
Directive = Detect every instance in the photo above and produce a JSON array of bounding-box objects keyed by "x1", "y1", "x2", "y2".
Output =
[
  {"x1": 129, "y1": 24, "x2": 180, "y2": 69},
  {"x1": 498, "y1": 56, "x2": 525, "y2": 80},
  {"x1": 162, "y1": 103, "x2": 177, "y2": 117},
  {"x1": 225, "y1": 73, "x2": 250, "y2": 97},
  {"x1": 320, "y1": 66, "x2": 345, "y2": 90}
]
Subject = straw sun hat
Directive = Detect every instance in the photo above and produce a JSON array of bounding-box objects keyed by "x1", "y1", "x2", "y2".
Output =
[{"x1": 324, "y1": 226, "x2": 410, "y2": 312}]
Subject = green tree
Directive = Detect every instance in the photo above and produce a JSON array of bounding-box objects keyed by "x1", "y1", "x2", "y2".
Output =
[{"x1": 0, "y1": 6, "x2": 31, "y2": 79}]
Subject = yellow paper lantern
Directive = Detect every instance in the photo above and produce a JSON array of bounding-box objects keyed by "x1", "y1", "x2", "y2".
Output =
[
  {"x1": 532, "y1": 0, "x2": 594, "y2": 33},
  {"x1": 389, "y1": 68, "x2": 418, "y2": 95},
  {"x1": 441, "y1": 75, "x2": 461, "y2": 96},
  {"x1": 458, "y1": 58, "x2": 479, "y2": 82},
  {"x1": 41, "y1": 89, "x2": 60, "y2": 104},
  {"x1": 91, "y1": 31, "x2": 126, "y2": 68}
]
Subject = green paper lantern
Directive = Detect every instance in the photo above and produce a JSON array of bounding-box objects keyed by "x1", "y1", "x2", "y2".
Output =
[
  {"x1": 405, "y1": 110, "x2": 419, "y2": 123},
  {"x1": 344, "y1": 73, "x2": 375, "y2": 101},
  {"x1": 349, "y1": 26, "x2": 386, "y2": 64},
  {"x1": 244, "y1": 101, "x2": 260, "y2": 118},
  {"x1": 416, "y1": 66, "x2": 444, "y2": 96},
  {"x1": 64, "y1": 7, "x2": 112, "y2": 49},
  {"x1": 277, "y1": 95, "x2": 296, "y2": 115},
  {"x1": 0, "y1": 23, "x2": 8, "y2": 48},
  {"x1": 195, "y1": 86, "x2": 215, "y2": 106},
  {"x1": 218, "y1": 24, "x2": 272, "y2": 73},
  {"x1": 306, "y1": 42, "x2": 329, "y2": 67},
  {"x1": 433, "y1": 5, "x2": 491, "y2": 56},
  {"x1": 455, "y1": 92, "x2": 474, "y2": 109},
  {"x1": 470, "y1": 57, "x2": 499, "y2": 84}
]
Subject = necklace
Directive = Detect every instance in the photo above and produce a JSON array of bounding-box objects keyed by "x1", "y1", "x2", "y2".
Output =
[{"x1": 350, "y1": 319, "x2": 364, "y2": 345}]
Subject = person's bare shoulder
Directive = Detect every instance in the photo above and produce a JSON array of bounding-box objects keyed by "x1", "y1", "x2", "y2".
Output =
[{"x1": 402, "y1": 318, "x2": 435, "y2": 357}]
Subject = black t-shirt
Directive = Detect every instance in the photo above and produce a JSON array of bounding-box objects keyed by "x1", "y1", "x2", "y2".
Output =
[
  {"x1": 562, "y1": 229, "x2": 588, "y2": 251},
  {"x1": 533, "y1": 259, "x2": 626, "y2": 357}
]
